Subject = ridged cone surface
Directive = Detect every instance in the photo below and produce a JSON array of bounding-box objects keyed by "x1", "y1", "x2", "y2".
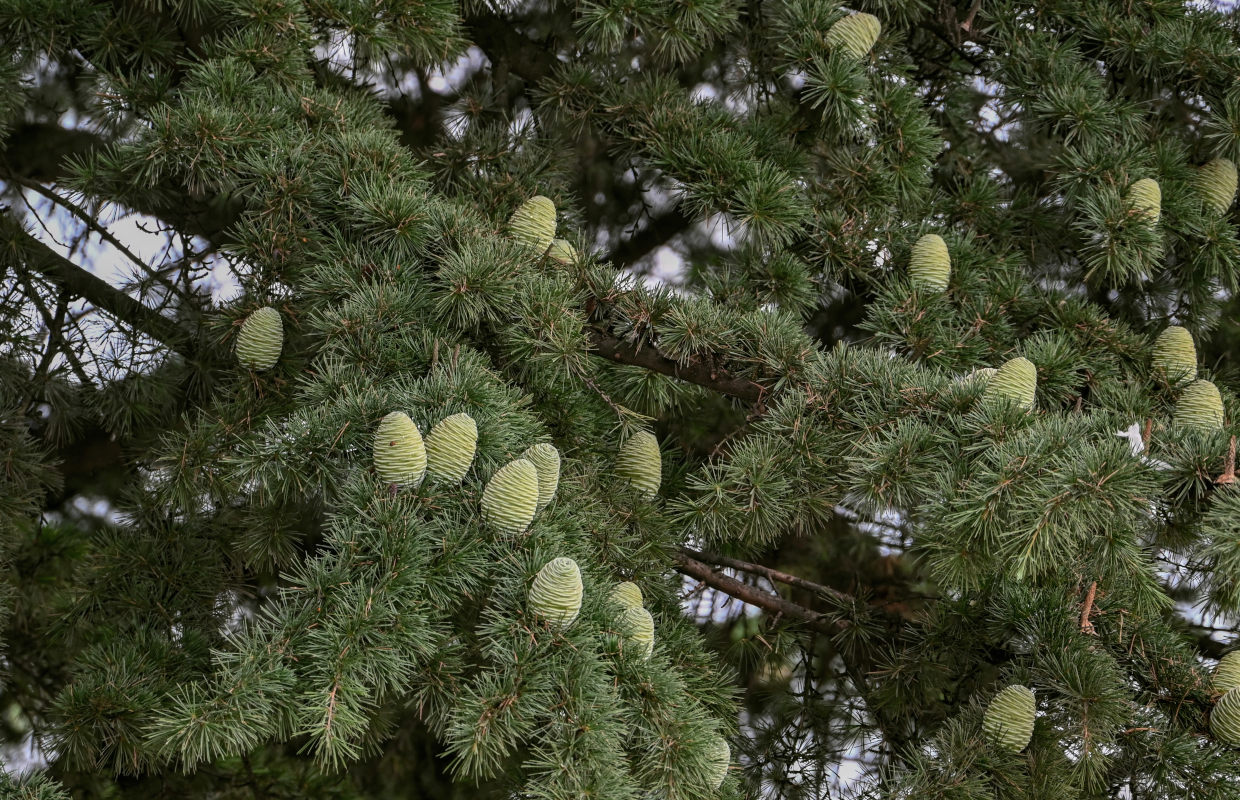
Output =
[
  {"x1": 529, "y1": 556, "x2": 583, "y2": 628},
  {"x1": 1125, "y1": 178, "x2": 1161, "y2": 223},
  {"x1": 619, "y1": 605, "x2": 654, "y2": 659},
  {"x1": 507, "y1": 195, "x2": 557, "y2": 254},
  {"x1": 908, "y1": 234, "x2": 951, "y2": 291},
  {"x1": 1175, "y1": 380, "x2": 1225, "y2": 430},
  {"x1": 610, "y1": 581, "x2": 644, "y2": 608},
  {"x1": 1198, "y1": 158, "x2": 1238, "y2": 213},
  {"x1": 373, "y1": 412, "x2": 426, "y2": 487},
  {"x1": 235, "y1": 306, "x2": 283, "y2": 370},
  {"x1": 1151, "y1": 326, "x2": 1196, "y2": 383},
  {"x1": 1216, "y1": 652, "x2": 1240, "y2": 693},
  {"x1": 424, "y1": 413, "x2": 477, "y2": 483},
  {"x1": 1214, "y1": 687, "x2": 1240, "y2": 746},
  {"x1": 825, "y1": 12, "x2": 881, "y2": 58},
  {"x1": 521, "y1": 443, "x2": 561, "y2": 512},
  {"x1": 616, "y1": 431, "x2": 662, "y2": 497},
  {"x1": 704, "y1": 734, "x2": 730, "y2": 790},
  {"x1": 547, "y1": 238, "x2": 578, "y2": 264},
  {"x1": 481, "y1": 458, "x2": 540, "y2": 534},
  {"x1": 983, "y1": 357, "x2": 1037, "y2": 409},
  {"x1": 982, "y1": 685, "x2": 1036, "y2": 752},
  {"x1": 959, "y1": 367, "x2": 997, "y2": 386}
]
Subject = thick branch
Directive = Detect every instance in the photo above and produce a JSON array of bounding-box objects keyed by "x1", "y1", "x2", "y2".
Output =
[
  {"x1": 608, "y1": 207, "x2": 695, "y2": 268},
  {"x1": 587, "y1": 327, "x2": 766, "y2": 403},
  {"x1": 683, "y1": 548, "x2": 855, "y2": 605}
]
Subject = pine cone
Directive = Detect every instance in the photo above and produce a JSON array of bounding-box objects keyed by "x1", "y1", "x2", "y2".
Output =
[
  {"x1": 529, "y1": 556, "x2": 583, "y2": 628},
  {"x1": 704, "y1": 734, "x2": 731, "y2": 789},
  {"x1": 1216, "y1": 652, "x2": 1240, "y2": 694},
  {"x1": 619, "y1": 605, "x2": 654, "y2": 659},
  {"x1": 373, "y1": 412, "x2": 427, "y2": 488},
  {"x1": 481, "y1": 458, "x2": 540, "y2": 534},
  {"x1": 507, "y1": 196, "x2": 557, "y2": 254},
  {"x1": 1151, "y1": 326, "x2": 1196, "y2": 384},
  {"x1": 235, "y1": 306, "x2": 283, "y2": 371},
  {"x1": 1197, "y1": 158, "x2": 1237, "y2": 213},
  {"x1": 983, "y1": 357, "x2": 1037, "y2": 410},
  {"x1": 547, "y1": 238, "x2": 578, "y2": 264},
  {"x1": 425, "y1": 413, "x2": 477, "y2": 483},
  {"x1": 1214, "y1": 687, "x2": 1240, "y2": 746},
  {"x1": 521, "y1": 443, "x2": 561, "y2": 512},
  {"x1": 1175, "y1": 380, "x2": 1224, "y2": 430},
  {"x1": 1125, "y1": 178, "x2": 1162, "y2": 223},
  {"x1": 610, "y1": 581, "x2": 643, "y2": 608},
  {"x1": 908, "y1": 233, "x2": 950, "y2": 291},
  {"x1": 982, "y1": 684, "x2": 1036, "y2": 752},
  {"x1": 825, "y1": 12, "x2": 881, "y2": 59},
  {"x1": 616, "y1": 431, "x2": 662, "y2": 497}
]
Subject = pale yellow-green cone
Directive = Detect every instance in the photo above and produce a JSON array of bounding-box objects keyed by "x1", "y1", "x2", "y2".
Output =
[
  {"x1": 235, "y1": 306, "x2": 283, "y2": 371},
  {"x1": 424, "y1": 413, "x2": 477, "y2": 483},
  {"x1": 616, "y1": 430, "x2": 661, "y2": 497},
  {"x1": 1216, "y1": 652, "x2": 1240, "y2": 693},
  {"x1": 1175, "y1": 379, "x2": 1225, "y2": 430},
  {"x1": 982, "y1": 357, "x2": 1037, "y2": 410},
  {"x1": 528, "y1": 556, "x2": 583, "y2": 628},
  {"x1": 619, "y1": 605, "x2": 654, "y2": 659},
  {"x1": 547, "y1": 238, "x2": 578, "y2": 264},
  {"x1": 521, "y1": 443, "x2": 561, "y2": 512},
  {"x1": 373, "y1": 412, "x2": 427, "y2": 488},
  {"x1": 507, "y1": 195, "x2": 557, "y2": 254},
  {"x1": 958, "y1": 367, "x2": 997, "y2": 387},
  {"x1": 703, "y1": 734, "x2": 730, "y2": 790},
  {"x1": 481, "y1": 458, "x2": 540, "y2": 534},
  {"x1": 1214, "y1": 687, "x2": 1240, "y2": 746},
  {"x1": 1151, "y1": 326, "x2": 1196, "y2": 384},
  {"x1": 1125, "y1": 178, "x2": 1162, "y2": 223},
  {"x1": 908, "y1": 234, "x2": 950, "y2": 291},
  {"x1": 1197, "y1": 158, "x2": 1238, "y2": 213},
  {"x1": 825, "y1": 12, "x2": 881, "y2": 59},
  {"x1": 982, "y1": 684, "x2": 1036, "y2": 752},
  {"x1": 610, "y1": 581, "x2": 644, "y2": 609}
]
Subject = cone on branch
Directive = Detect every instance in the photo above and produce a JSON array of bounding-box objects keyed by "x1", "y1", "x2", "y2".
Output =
[
  {"x1": 235, "y1": 306, "x2": 283, "y2": 371},
  {"x1": 521, "y1": 443, "x2": 561, "y2": 512},
  {"x1": 547, "y1": 239, "x2": 578, "y2": 264},
  {"x1": 982, "y1": 685, "x2": 1036, "y2": 752},
  {"x1": 373, "y1": 412, "x2": 427, "y2": 488},
  {"x1": 610, "y1": 581, "x2": 643, "y2": 608},
  {"x1": 982, "y1": 357, "x2": 1037, "y2": 410},
  {"x1": 1174, "y1": 380, "x2": 1225, "y2": 430},
  {"x1": 1125, "y1": 178, "x2": 1162, "y2": 223},
  {"x1": 908, "y1": 233, "x2": 950, "y2": 291},
  {"x1": 1197, "y1": 158, "x2": 1237, "y2": 213},
  {"x1": 1214, "y1": 687, "x2": 1240, "y2": 746},
  {"x1": 481, "y1": 458, "x2": 540, "y2": 534},
  {"x1": 1215, "y1": 651, "x2": 1240, "y2": 694},
  {"x1": 619, "y1": 605, "x2": 654, "y2": 659},
  {"x1": 616, "y1": 431, "x2": 662, "y2": 497},
  {"x1": 704, "y1": 734, "x2": 731, "y2": 789},
  {"x1": 507, "y1": 196, "x2": 557, "y2": 254},
  {"x1": 825, "y1": 12, "x2": 881, "y2": 59},
  {"x1": 424, "y1": 413, "x2": 478, "y2": 483},
  {"x1": 528, "y1": 556, "x2": 583, "y2": 628},
  {"x1": 1151, "y1": 326, "x2": 1197, "y2": 384}
]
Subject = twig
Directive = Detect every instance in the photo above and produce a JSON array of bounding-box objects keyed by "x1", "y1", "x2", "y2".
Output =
[
  {"x1": 1080, "y1": 580, "x2": 1098, "y2": 636},
  {"x1": 587, "y1": 326, "x2": 767, "y2": 403},
  {"x1": 1216, "y1": 436, "x2": 1236, "y2": 486}
]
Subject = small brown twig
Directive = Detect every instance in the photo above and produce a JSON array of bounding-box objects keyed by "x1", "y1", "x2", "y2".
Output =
[
  {"x1": 1080, "y1": 581, "x2": 1098, "y2": 636},
  {"x1": 1216, "y1": 436, "x2": 1236, "y2": 486}
]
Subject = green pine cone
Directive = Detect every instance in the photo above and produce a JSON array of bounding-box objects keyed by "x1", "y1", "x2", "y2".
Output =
[
  {"x1": 982, "y1": 684, "x2": 1036, "y2": 752},
  {"x1": 619, "y1": 605, "x2": 654, "y2": 659},
  {"x1": 616, "y1": 431, "x2": 661, "y2": 497},
  {"x1": 1216, "y1": 652, "x2": 1240, "y2": 693},
  {"x1": 982, "y1": 357, "x2": 1037, "y2": 410},
  {"x1": 424, "y1": 413, "x2": 477, "y2": 483},
  {"x1": 373, "y1": 412, "x2": 427, "y2": 488},
  {"x1": 481, "y1": 458, "x2": 540, "y2": 534},
  {"x1": 1151, "y1": 326, "x2": 1196, "y2": 383},
  {"x1": 908, "y1": 233, "x2": 950, "y2": 291},
  {"x1": 521, "y1": 443, "x2": 561, "y2": 512},
  {"x1": 507, "y1": 195, "x2": 557, "y2": 254},
  {"x1": 1198, "y1": 158, "x2": 1238, "y2": 213},
  {"x1": 610, "y1": 581, "x2": 644, "y2": 608},
  {"x1": 547, "y1": 238, "x2": 578, "y2": 264},
  {"x1": 1175, "y1": 380, "x2": 1225, "y2": 430},
  {"x1": 529, "y1": 556, "x2": 583, "y2": 628},
  {"x1": 235, "y1": 306, "x2": 283, "y2": 371},
  {"x1": 704, "y1": 734, "x2": 730, "y2": 790},
  {"x1": 1125, "y1": 178, "x2": 1162, "y2": 223},
  {"x1": 1213, "y1": 687, "x2": 1240, "y2": 746},
  {"x1": 825, "y1": 12, "x2": 881, "y2": 59}
]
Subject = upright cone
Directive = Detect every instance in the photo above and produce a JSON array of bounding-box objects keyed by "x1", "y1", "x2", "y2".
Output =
[
  {"x1": 481, "y1": 458, "x2": 540, "y2": 534},
  {"x1": 528, "y1": 557, "x2": 583, "y2": 628},
  {"x1": 373, "y1": 412, "x2": 427, "y2": 488},
  {"x1": 1197, "y1": 158, "x2": 1238, "y2": 213},
  {"x1": 1151, "y1": 326, "x2": 1196, "y2": 383},
  {"x1": 908, "y1": 234, "x2": 950, "y2": 291},
  {"x1": 507, "y1": 196, "x2": 557, "y2": 254},
  {"x1": 1214, "y1": 687, "x2": 1240, "y2": 746},
  {"x1": 704, "y1": 734, "x2": 730, "y2": 790},
  {"x1": 982, "y1": 357, "x2": 1037, "y2": 410},
  {"x1": 1216, "y1": 652, "x2": 1240, "y2": 694},
  {"x1": 982, "y1": 684, "x2": 1036, "y2": 752},
  {"x1": 825, "y1": 12, "x2": 881, "y2": 59},
  {"x1": 1175, "y1": 380, "x2": 1225, "y2": 430},
  {"x1": 235, "y1": 306, "x2": 283, "y2": 371},
  {"x1": 610, "y1": 581, "x2": 643, "y2": 609},
  {"x1": 424, "y1": 413, "x2": 478, "y2": 483},
  {"x1": 619, "y1": 605, "x2": 654, "y2": 659},
  {"x1": 616, "y1": 431, "x2": 662, "y2": 497},
  {"x1": 1125, "y1": 178, "x2": 1162, "y2": 223},
  {"x1": 521, "y1": 443, "x2": 561, "y2": 512}
]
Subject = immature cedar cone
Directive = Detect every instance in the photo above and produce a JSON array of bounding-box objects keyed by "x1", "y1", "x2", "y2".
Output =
[
  {"x1": 1197, "y1": 158, "x2": 1238, "y2": 213},
  {"x1": 982, "y1": 684, "x2": 1036, "y2": 752},
  {"x1": 619, "y1": 605, "x2": 654, "y2": 659},
  {"x1": 1216, "y1": 652, "x2": 1240, "y2": 693},
  {"x1": 982, "y1": 357, "x2": 1037, "y2": 410},
  {"x1": 547, "y1": 238, "x2": 578, "y2": 264},
  {"x1": 958, "y1": 367, "x2": 997, "y2": 387},
  {"x1": 610, "y1": 581, "x2": 644, "y2": 609},
  {"x1": 424, "y1": 413, "x2": 477, "y2": 483},
  {"x1": 616, "y1": 431, "x2": 661, "y2": 497},
  {"x1": 528, "y1": 556, "x2": 583, "y2": 628},
  {"x1": 908, "y1": 234, "x2": 950, "y2": 291},
  {"x1": 704, "y1": 734, "x2": 731, "y2": 790},
  {"x1": 1125, "y1": 178, "x2": 1162, "y2": 223},
  {"x1": 373, "y1": 412, "x2": 427, "y2": 488},
  {"x1": 1175, "y1": 380, "x2": 1225, "y2": 430},
  {"x1": 521, "y1": 443, "x2": 561, "y2": 512},
  {"x1": 481, "y1": 458, "x2": 540, "y2": 534},
  {"x1": 235, "y1": 306, "x2": 283, "y2": 370},
  {"x1": 1151, "y1": 326, "x2": 1196, "y2": 383},
  {"x1": 507, "y1": 195, "x2": 557, "y2": 254},
  {"x1": 1213, "y1": 687, "x2": 1240, "y2": 746},
  {"x1": 825, "y1": 12, "x2": 881, "y2": 59}
]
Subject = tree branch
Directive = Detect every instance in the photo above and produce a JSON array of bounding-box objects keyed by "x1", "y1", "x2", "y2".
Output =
[
  {"x1": 587, "y1": 327, "x2": 767, "y2": 403},
  {"x1": 682, "y1": 548, "x2": 856, "y2": 605},
  {"x1": 607, "y1": 207, "x2": 695, "y2": 269}
]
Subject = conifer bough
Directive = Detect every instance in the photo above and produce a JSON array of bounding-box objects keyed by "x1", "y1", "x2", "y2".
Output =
[
  {"x1": 982, "y1": 357, "x2": 1037, "y2": 410},
  {"x1": 1125, "y1": 178, "x2": 1161, "y2": 223},
  {"x1": 616, "y1": 430, "x2": 662, "y2": 497},
  {"x1": 1151, "y1": 325, "x2": 1196, "y2": 383},
  {"x1": 1214, "y1": 687, "x2": 1240, "y2": 746},
  {"x1": 908, "y1": 233, "x2": 950, "y2": 291},
  {"x1": 521, "y1": 443, "x2": 561, "y2": 512},
  {"x1": 619, "y1": 605, "x2": 655, "y2": 659},
  {"x1": 424, "y1": 413, "x2": 478, "y2": 483},
  {"x1": 982, "y1": 684, "x2": 1036, "y2": 752},
  {"x1": 372, "y1": 412, "x2": 427, "y2": 488},
  {"x1": 704, "y1": 734, "x2": 731, "y2": 790},
  {"x1": 610, "y1": 581, "x2": 644, "y2": 608},
  {"x1": 1197, "y1": 158, "x2": 1238, "y2": 213},
  {"x1": 528, "y1": 556, "x2": 584, "y2": 628},
  {"x1": 481, "y1": 458, "x2": 541, "y2": 534},
  {"x1": 825, "y1": 12, "x2": 881, "y2": 59},
  {"x1": 1216, "y1": 651, "x2": 1240, "y2": 694},
  {"x1": 1174, "y1": 380, "x2": 1225, "y2": 430},
  {"x1": 507, "y1": 195, "x2": 557, "y2": 254},
  {"x1": 234, "y1": 306, "x2": 283, "y2": 370}
]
